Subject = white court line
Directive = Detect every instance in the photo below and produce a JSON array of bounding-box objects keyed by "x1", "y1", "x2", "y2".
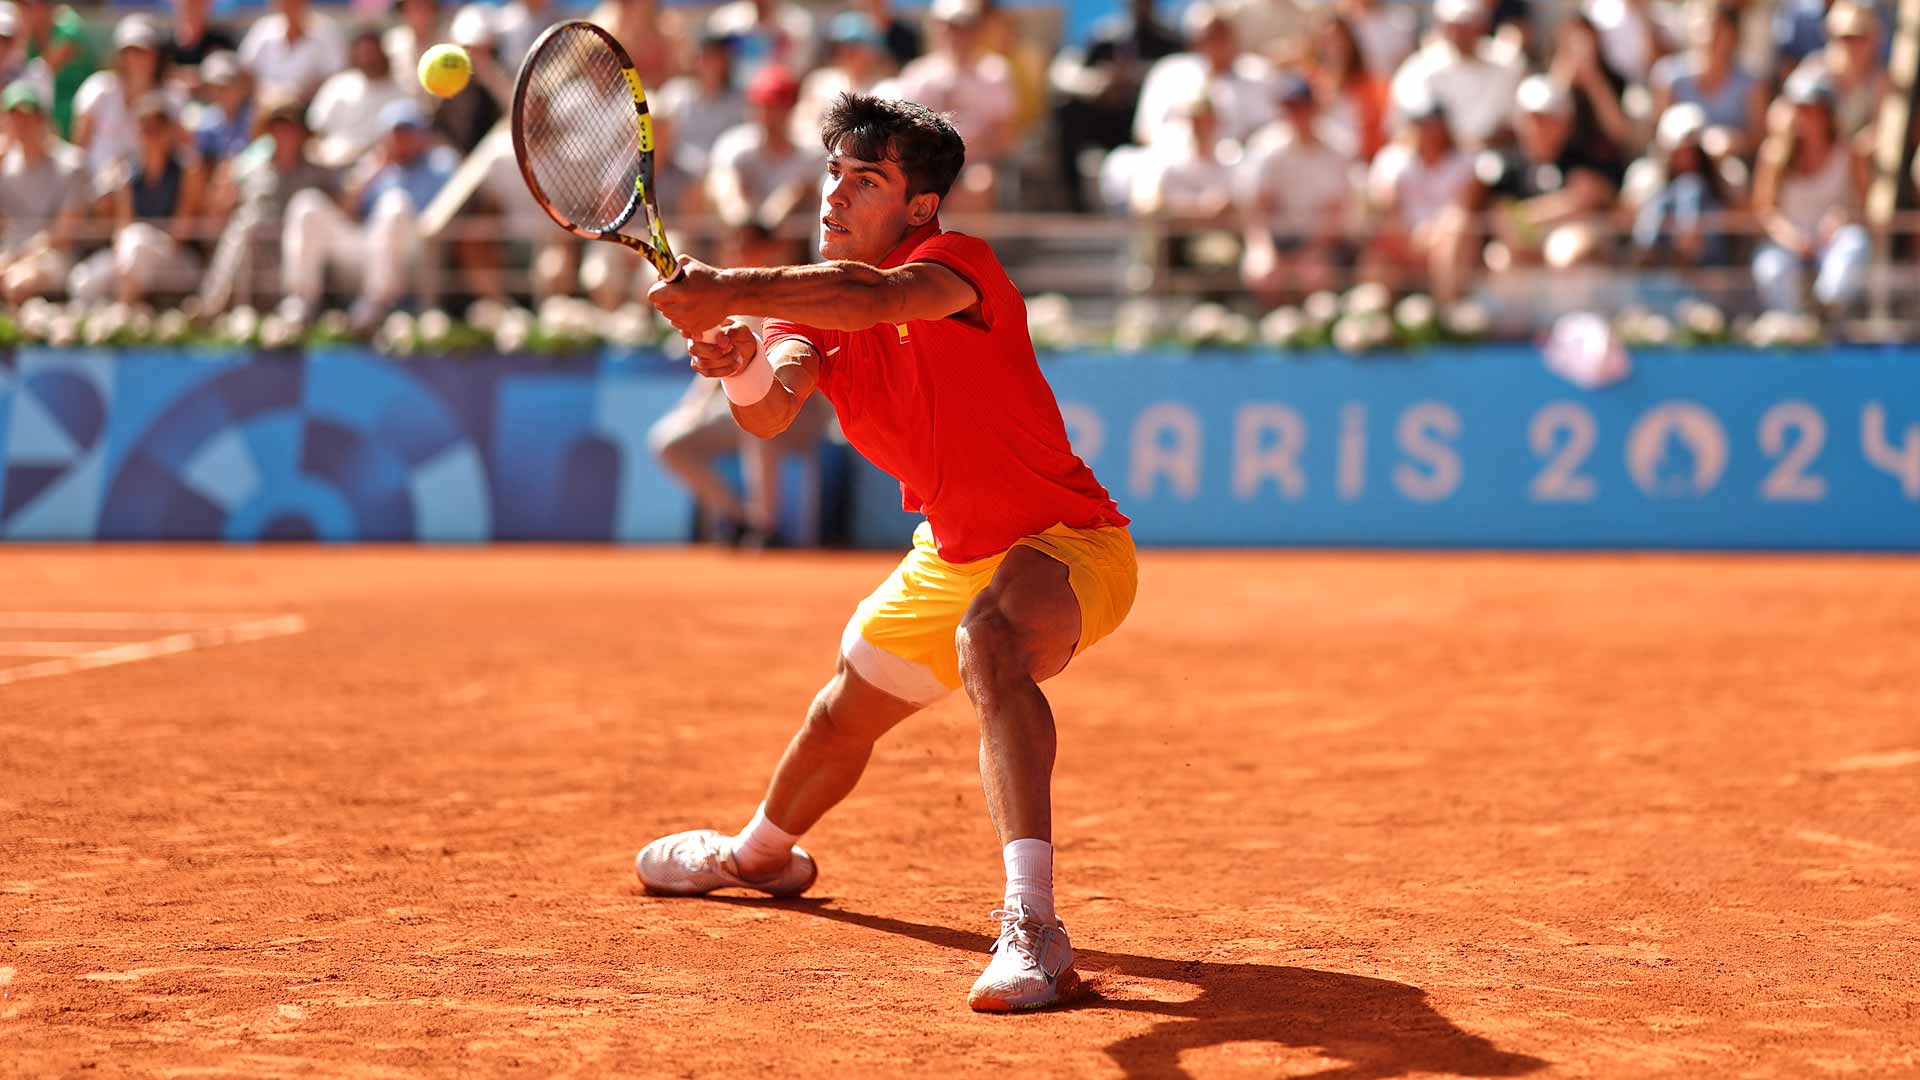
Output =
[
  {"x1": 0, "y1": 612, "x2": 281, "y2": 630},
  {"x1": 0, "y1": 615, "x2": 307, "y2": 687},
  {"x1": 0, "y1": 642, "x2": 125, "y2": 657}
]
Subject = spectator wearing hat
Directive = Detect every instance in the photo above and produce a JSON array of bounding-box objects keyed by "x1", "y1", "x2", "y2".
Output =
[
  {"x1": 239, "y1": 0, "x2": 345, "y2": 103},
  {"x1": 1047, "y1": 0, "x2": 1183, "y2": 212},
  {"x1": 308, "y1": 26, "x2": 411, "y2": 168},
  {"x1": 0, "y1": 79, "x2": 87, "y2": 302},
  {"x1": 1236, "y1": 77, "x2": 1356, "y2": 304},
  {"x1": 282, "y1": 98, "x2": 453, "y2": 325},
  {"x1": 14, "y1": 0, "x2": 96, "y2": 139},
  {"x1": 1458, "y1": 75, "x2": 1621, "y2": 284},
  {"x1": 883, "y1": 0, "x2": 1018, "y2": 209},
  {"x1": 704, "y1": 0, "x2": 815, "y2": 89},
  {"x1": 1134, "y1": 3, "x2": 1274, "y2": 151},
  {"x1": 1388, "y1": 0, "x2": 1523, "y2": 150},
  {"x1": 69, "y1": 94, "x2": 207, "y2": 303},
  {"x1": 166, "y1": 0, "x2": 239, "y2": 72},
  {"x1": 1650, "y1": 4, "x2": 1767, "y2": 159},
  {"x1": 792, "y1": 13, "x2": 892, "y2": 147},
  {"x1": 0, "y1": 4, "x2": 54, "y2": 113},
  {"x1": 1751, "y1": 73, "x2": 1869, "y2": 316},
  {"x1": 75, "y1": 16, "x2": 187, "y2": 175},
  {"x1": 189, "y1": 50, "x2": 253, "y2": 164},
  {"x1": 1790, "y1": 1, "x2": 1889, "y2": 142},
  {"x1": 199, "y1": 98, "x2": 339, "y2": 312},
  {"x1": 1363, "y1": 99, "x2": 1477, "y2": 300},
  {"x1": 1623, "y1": 101, "x2": 1745, "y2": 272},
  {"x1": 707, "y1": 64, "x2": 821, "y2": 232},
  {"x1": 654, "y1": 31, "x2": 747, "y2": 177}
]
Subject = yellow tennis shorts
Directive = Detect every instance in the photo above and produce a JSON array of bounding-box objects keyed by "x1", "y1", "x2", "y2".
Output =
[{"x1": 839, "y1": 520, "x2": 1138, "y2": 706}]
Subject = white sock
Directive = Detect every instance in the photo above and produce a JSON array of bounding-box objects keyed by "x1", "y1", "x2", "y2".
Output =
[
  {"x1": 1002, "y1": 838, "x2": 1055, "y2": 923},
  {"x1": 732, "y1": 804, "x2": 798, "y2": 873}
]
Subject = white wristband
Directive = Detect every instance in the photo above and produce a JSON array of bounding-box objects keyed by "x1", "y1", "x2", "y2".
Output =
[{"x1": 720, "y1": 338, "x2": 775, "y2": 405}]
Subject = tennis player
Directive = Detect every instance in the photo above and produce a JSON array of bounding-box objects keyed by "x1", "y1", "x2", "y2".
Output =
[{"x1": 640, "y1": 93, "x2": 1135, "y2": 1012}]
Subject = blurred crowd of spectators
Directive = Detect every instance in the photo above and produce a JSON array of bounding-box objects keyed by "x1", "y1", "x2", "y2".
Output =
[{"x1": 0, "y1": 0, "x2": 1914, "y2": 329}]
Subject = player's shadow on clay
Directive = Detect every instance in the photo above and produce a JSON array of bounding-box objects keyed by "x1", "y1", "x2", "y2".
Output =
[{"x1": 708, "y1": 897, "x2": 1547, "y2": 1080}]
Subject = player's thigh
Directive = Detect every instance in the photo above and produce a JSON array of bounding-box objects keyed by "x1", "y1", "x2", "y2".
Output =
[
  {"x1": 962, "y1": 545, "x2": 1082, "y2": 684},
  {"x1": 811, "y1": 655, "x2": 924, "y2": 744}
]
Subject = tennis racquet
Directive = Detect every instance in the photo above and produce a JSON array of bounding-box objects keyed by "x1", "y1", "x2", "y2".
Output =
[{"x1": 510, "y1": 19, "x2": 717, "y2": 338}]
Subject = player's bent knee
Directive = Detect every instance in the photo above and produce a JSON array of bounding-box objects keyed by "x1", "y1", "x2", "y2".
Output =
[{"x1": 955, "y1": 605, "x2": 1028, "y2": 689}]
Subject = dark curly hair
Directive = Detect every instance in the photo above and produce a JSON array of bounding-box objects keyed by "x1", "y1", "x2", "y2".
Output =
[{"x1": 819, "y1": 93, "x2": 967, "y2": 200}]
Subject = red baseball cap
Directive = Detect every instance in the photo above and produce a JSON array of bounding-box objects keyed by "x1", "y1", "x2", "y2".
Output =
[{"x1": 748, "y1": 65, "x2": 800, "y2": 106}]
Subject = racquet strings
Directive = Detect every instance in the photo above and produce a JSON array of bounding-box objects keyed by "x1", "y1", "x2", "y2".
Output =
[{"x1": 519, "y1": 28, "x2": 648, "y2": 233}]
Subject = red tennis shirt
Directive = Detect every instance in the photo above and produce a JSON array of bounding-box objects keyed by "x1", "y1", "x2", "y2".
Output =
[{"x1": 762, "y1": 221, "x2": 1126, "y2": 563}]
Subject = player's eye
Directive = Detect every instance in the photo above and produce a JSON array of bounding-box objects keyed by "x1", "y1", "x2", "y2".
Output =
[{"x1": 861, "y1": 178, "x2": 876, "y2": 189}]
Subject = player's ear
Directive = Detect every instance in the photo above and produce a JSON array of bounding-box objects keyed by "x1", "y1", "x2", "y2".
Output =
[{"x1": 906, "y1": 191, "x2": 939, "y2": 227}]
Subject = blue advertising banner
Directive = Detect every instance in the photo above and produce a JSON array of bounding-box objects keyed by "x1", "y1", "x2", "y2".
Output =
[
  {"x1": 853, "y1": 347, "x2": 1920, "y2": 551},
  {"x1": 3, "y1": 345, "x2": 1917, "y2": 549}
]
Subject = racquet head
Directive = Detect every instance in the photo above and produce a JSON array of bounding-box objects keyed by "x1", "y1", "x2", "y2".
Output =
[{"x1": 510, "y1": 20, "x2": 679, "y2": 279}]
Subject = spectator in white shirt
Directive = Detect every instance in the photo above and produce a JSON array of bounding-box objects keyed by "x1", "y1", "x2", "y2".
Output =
[
  {"x1": 1363, "y1": 99, "x2": 1477, "y2": 299},
  {"x1": 239, "y1": 0, "x2": 345, "y2": 103},
  {"x1": 0, "y1": 79, "x2": 87, "y2": 303},
  {"x1": 307, "y1": 26, "x2": 411, "y2": 168},
  {"x1": 1134, "y1": 3, "x2": 1274, "y2": 149},
  {"x1": 1388, "y1": 0, "x2": 1523, "y2": 150},
  {"x1": 1790, "y1": 1, "x2": 1889, "y2": 143},
  {"x1": 72, "y1": 15, "x2": 177, "y2": 175},
  {"x1": 706, "y1": 64, "x2": 823, "y2": 231},
  {"x1": 1238, "y1": 76, "x2": 1356, "y2": 303},
  {"x1": 654, "y1": 31, "x2": 746, "y2": 179},
  {"x1": 1130, "y1": 95, "x2": 1235, "y2": 222},
  {"x1": 884, "y1": 0, "x2": 1017, "y2": 209}
]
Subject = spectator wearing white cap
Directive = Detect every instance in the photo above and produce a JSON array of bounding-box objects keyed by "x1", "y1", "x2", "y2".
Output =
[
  {"x1": 1363, "y1": 98, "x2": 1477, "y2": 300},
  {"x1": 73, "y1": 14, "x2": 183, "y2": 175},
  {"x1": 1623, "y1": 102, "x2": 1744, "y2": 271},
  {"x1": 1459, "y1": 75, "x2": 1621, "y2": 280},
  {"x1": 1649, "y1": 4, "x2": 1766, "y2": 159},
  {"x1": 282, "y1": 98, "x2": 453, "y2": 325},
  {"x1": 1388, "y1": 0, "x2": 1523, "y2": 150},
  {"x1": 307, "y1": 26, "x2": 411, "y2": 168},
  {"x1": 792, "y1": 13, "x2": 892, "y2": 148},
  {"x1": 188, "y1": 50, "x2": 252, "y2": 164},
  {"x1": 1789, "y1": 1, "x2": 1889, "y2": 142},
  {"x1": 0, "y1": 79, "x2": 87, "y2": 302},
  {"x1": 883, "y1": 0, "x2": 1018, "y2": 207},
  {"x1": 1237, "y1": 74, "x2": 1357, "y2": 304},
  {"x1": 0, "y1": 3, "x2": 56, "y2": 113},
  {"x1": 69, "y1": 93, "x2": 207, "y2": 303},
  {"x1": 239, "y1": 0, "x2": 345, "y2": 103},
  {"x1": 1751, "y1": 73, "x2": 1869, "y2": 316},
  {"x1": 1133, "y1": 3, "x2": 1274, "y2": 151}
]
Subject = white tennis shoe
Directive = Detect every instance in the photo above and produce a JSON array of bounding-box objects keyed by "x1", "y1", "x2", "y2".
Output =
[
  {"x1": 635, "y1": 828, "x2": 817, "y2": 897},
  {"x1": 968, "y1": 901, "x2": 1080, "y2": 1012}
]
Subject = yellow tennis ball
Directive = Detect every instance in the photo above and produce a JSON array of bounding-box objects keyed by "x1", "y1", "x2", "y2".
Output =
[{"x1": 418, "y1": 44, "x2": 471, "y2": 98}]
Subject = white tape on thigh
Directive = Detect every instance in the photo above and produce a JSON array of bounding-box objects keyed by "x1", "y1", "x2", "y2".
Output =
[{"x1": 838, "y1": 615, "x2": 950, "y2": 707}]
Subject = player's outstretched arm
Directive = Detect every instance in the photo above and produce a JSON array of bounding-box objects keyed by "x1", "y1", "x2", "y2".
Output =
[
  {"x1": 686, "y1": 321, "x2": 821, "y2": 439},
  {"x1": 650, "y1": 256, "x2": 981, "y2": 336}
]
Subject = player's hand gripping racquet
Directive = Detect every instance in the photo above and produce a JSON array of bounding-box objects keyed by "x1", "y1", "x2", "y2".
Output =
[{"x1": 510, "y1": 20, "x2": 721, "y2": 342}]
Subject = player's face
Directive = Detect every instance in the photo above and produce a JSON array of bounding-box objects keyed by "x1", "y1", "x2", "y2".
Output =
[{"x1": 820, "y1": 146, "x2": 929, "y2": 263}]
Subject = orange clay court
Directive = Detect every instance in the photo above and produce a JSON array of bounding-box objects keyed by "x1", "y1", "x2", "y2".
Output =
[{"x1": 2, "y1": 546, "x2": 1916, "y2": 1079}]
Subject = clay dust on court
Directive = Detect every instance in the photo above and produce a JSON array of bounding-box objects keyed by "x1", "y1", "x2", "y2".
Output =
[{"x1": 2, "y1": 547, "x2": 1915, "y2": 1078}]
